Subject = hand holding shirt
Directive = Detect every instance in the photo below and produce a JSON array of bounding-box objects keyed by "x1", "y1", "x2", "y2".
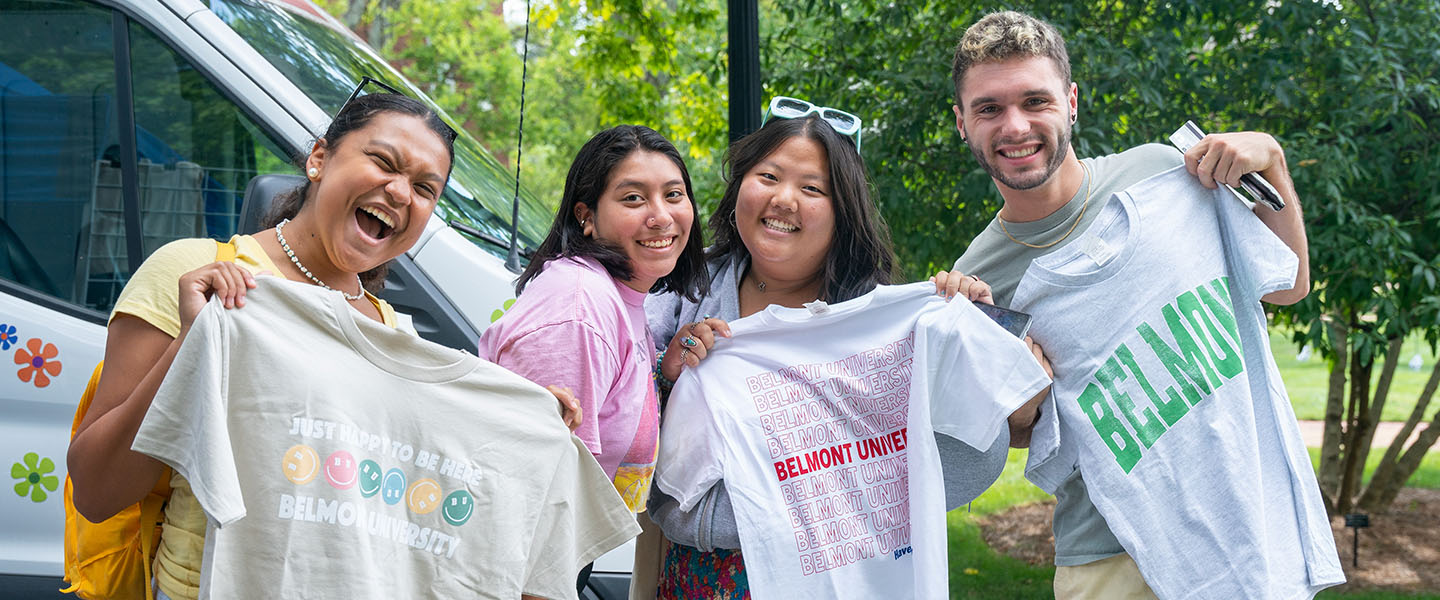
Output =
[{"x1": 656, "y1": 283, "x2": 1050, "y2": 599}]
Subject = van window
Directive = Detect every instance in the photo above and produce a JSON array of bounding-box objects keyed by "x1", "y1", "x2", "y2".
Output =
[
  {"x1": 0, "y1": 0, "x2": 119, "y2": 308},
  {"x1": 0, "y1": 0, "x2": 293, "y2": 314}
]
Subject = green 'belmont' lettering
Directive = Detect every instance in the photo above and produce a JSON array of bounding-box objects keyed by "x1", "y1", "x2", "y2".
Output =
[
  {"x1": 1144, "y1": 310, "x2": 1213, "y2": 402},
  {"x1": 1115, "y1": 342, "x2": 1188, "y2": 427},
  {"x1": 1197, "y1": 279, "x2": 1243, "y2": 361},
  {"x1": 1177, "y1": 291, "x2": 1243, "y2": 379},
  {"x1": 1077, "y1": 381, "x2": 1142, "y2": 473},
  {"x1": 1079, "y1": 276, "x2": 1251, "y2": 476},
  {"x1": 1095, "y1": 353, "x2": 1166, "y2": 447}
]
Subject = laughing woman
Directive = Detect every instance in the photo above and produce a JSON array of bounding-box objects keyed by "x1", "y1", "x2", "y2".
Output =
[
  {"x1": 477, "y1": 124, "x2": 709, "y2": 591},
  {"x1": 67, "y1": 92, "x2": 457, "y2": 600}
]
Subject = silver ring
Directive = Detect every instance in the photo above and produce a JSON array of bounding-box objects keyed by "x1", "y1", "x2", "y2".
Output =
[
  {"x1": 681, "y1": 336, "x2": 698, "y2": 348},
  {"x1": 689, "y1": 322, "x2": 699, "y2": 335},
  {"x1": 679, "y1": 348, "x2": 691, "y2": 362}
]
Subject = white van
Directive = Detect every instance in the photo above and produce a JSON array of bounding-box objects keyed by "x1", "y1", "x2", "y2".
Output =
[{"x1": 0, "y1": 0, "x2": 629, "y2": 597}]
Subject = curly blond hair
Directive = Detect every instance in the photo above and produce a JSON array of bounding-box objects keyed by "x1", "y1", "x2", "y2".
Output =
[{"x1": 951, "y1": 11, "x2": 1070, "y2": 105}]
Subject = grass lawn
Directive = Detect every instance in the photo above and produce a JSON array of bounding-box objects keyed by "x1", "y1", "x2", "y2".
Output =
[
  {"x1": 946, "y1": 447, "x2": 1440, "y2": 599},
  {"x1": 1272, "y1": 327, "x2": 1440, "y2": 422},
  {"x1": 948, "y1": 450, "x2": 1054, "y2": 599},
  {"x1": 1306, "y1": 447, "x2": 1440, "y2": 490}
]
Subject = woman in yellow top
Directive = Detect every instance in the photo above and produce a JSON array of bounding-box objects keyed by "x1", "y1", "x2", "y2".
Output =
[{"x1": 66, "y1": 92, "x2": 456, "y2": 600}]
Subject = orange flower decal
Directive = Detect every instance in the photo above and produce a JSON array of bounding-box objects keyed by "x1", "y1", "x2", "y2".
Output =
[{"x1": 14, "y1": 338, "x2": 61, "y2": 388}]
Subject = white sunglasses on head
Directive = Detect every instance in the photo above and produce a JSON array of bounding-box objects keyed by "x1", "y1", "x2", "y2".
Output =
[{"x1": 762, "y1": 96, "x2": 863, "y2": 151}]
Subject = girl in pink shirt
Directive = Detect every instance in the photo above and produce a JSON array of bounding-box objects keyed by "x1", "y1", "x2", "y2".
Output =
[{"x1": 478, "y1": 126, "x2": 709, "y2": 586}]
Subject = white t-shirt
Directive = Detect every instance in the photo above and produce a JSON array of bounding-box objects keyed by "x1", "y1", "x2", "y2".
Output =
[
  {"x1": 656, "y1": 283, "x2": 1051, "y2": 599},
  {"x1": 1014, "y1": 167, "x2": 1343, "y2": 599},
  {"x1": 133, "y1": 278, "x2": 640, "y2": 599}
]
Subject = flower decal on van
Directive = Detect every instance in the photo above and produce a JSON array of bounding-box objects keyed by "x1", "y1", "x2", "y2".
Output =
[
  {"x1": 14, "y1": 338, "x2": 61, "y2": 388},
  {"x1": 11, "y1": 452, "x2": 58, "y2": 503},
  {"x1": 0, "y1": 324, "x2": 16, "y2": 350}
]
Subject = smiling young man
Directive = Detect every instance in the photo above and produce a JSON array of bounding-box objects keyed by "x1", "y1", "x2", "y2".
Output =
[{"x1": 946, "y1": 11, "x2": 1310, "y2": 599}]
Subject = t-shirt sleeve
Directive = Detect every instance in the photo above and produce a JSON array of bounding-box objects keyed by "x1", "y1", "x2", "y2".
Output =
[
  {"x1": 1022, "y1": 393, "x2": 1073, "y2": 494},
  {"x1": 645, "y1": 291, "x2": 682, "y2": 353},
  {"x1": 130, "y1": 296, "x2": 246, "y2": 525},
  {"x1": 490, "y1": 321, "x2": 621, "y2": 461},
  {"x1": 110, "y1": 237, "x2": 224, "y2": 337},
  {"x1": 654, "y1": 368, "x2": 725, "y2": 511},
  {"x1": 1214, "y1": 187, "x2": 1300, "y2": 304},
  {"x1": 522, "y1": 437, "x2": 641, "y2": 599},
  {"x1": 917, "y1": 297, "x2": 1052, "y2": 451}
]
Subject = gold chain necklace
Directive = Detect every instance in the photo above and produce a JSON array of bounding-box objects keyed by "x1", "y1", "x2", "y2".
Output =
[{"x1": 999, "y1": 161, "x2": 1092, "y2": 250}]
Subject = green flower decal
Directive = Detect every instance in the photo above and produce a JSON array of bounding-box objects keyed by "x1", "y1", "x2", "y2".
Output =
[
  {"x1": 11, "y1": 452, "x2": 58, "y2": 503},
  {"x1": 490, "y1": 298, "x2": 517, "y2": 323}
]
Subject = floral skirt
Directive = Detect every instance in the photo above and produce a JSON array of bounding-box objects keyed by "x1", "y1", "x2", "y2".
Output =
[{"x1": 656, "y1": 542, "x2": 750, "y2": 599}]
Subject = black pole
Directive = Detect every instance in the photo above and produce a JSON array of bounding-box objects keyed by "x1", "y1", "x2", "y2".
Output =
[
  {"x1": 1352, "y1": 527, "x2": 1358, "y2": 568},
  {"x1": 728, "y1": 0, "x2": 761, "y2": 143}
]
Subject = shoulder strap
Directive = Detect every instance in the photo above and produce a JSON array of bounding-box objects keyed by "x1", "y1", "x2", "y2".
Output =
[{"x1": 214, "y1": 239, "x2": 239, "y2": 263}]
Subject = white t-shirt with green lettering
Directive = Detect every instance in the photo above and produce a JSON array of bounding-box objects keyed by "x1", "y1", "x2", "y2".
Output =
[
  {"x1": 1013, "y1": 167, "x2": 1342, "y2": 598},
  {"x1": 133, "y1": 278, "x2": 639, "y2": 599}
]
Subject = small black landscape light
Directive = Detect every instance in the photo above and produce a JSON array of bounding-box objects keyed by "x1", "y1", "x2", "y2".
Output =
[{"x1": 1344, "y1": 513, "x2": 1370, "y2": 568}]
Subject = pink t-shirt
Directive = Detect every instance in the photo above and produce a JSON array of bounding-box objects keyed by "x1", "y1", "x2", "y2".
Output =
[{"x1": 479, "y1": 256, "x2": 659, "y2": 512}]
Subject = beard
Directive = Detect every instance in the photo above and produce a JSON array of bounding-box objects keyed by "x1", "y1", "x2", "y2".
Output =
[{"x1": 968, "y1": 124, "x2": 1072, "y2": 191}]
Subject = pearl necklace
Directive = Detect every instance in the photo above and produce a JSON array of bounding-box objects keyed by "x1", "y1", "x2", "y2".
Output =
[{"x1": 275, "y1": 218, "x2": 364, "y2": 301}]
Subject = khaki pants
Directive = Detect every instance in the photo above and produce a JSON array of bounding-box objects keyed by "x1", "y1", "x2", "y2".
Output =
[{"x1": 1054, "y1": 553, "x2": 1159, "y2": 600}]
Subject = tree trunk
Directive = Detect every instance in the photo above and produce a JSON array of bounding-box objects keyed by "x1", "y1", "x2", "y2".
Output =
[
  {"x1": 1358, "y1": 407, "x2": 1440, "y2": 511},
  {"x1": 1357, "y1": 359, "x2": 1440, "y2": 511},
  {"x1": 1351, "y1": 337, "x2": 1404, "y2": 480},
  {"x1": 341, "y1": 0, "x2": 368, "y2": 29},
  {"x1": 367, "y1": 0, "x2": 398, "y2": 51},
  {"x1": 1318, "y1": 318, "x2": 1349, "y2": 513},
  {"x1": 1336, "y1": 349, "x2": 1373, "y2": 515}
]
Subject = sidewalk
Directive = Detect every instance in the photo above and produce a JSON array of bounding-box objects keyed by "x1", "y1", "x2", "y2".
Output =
[{"x1": 1297, "y1": 420, "x2": 1429, "y2": 449}]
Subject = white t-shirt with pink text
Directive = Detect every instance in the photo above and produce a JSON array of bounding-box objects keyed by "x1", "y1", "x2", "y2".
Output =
[{"x1": 656, "y1": 283, "x2": 1051, "y2": 598}]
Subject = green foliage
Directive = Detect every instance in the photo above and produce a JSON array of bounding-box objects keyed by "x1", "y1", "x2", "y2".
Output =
[
  {"x1": 322, "y1": 0, "x2": 1440, "y2": 509},
  {"x1": 763, "y1": 0, "x2": 1440, "y2": 511},
  {"x1": 314, "y1": 0, "x2": 730, "y2": 211},
  {"x1": 542, "y1": 0, "x2": 731, "y2": 211}
]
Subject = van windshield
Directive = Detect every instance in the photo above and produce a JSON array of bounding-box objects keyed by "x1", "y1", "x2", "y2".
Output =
[{"x1": 209, "y1": 0, "x2": 547, "y2": 257}]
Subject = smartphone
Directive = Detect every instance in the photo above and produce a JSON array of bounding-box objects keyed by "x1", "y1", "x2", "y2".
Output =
[
  {"x1": 1168, "y1": 120, "x2": 1285, "y2": 211},
  {"x1": 973, "y1": 302, "x2": 1033, "y2": 339}
]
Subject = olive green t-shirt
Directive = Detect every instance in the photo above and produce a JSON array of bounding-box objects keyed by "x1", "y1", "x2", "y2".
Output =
[{"x1": 952, "y1": 143, "x2": 1182, "y2": 566}]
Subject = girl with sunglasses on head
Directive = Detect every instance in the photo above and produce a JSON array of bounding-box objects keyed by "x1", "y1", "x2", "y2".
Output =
[
  {"x1": 67, "y1": 92, "x2": 458, "y2": 600},
  {"x1": 478, "y1": 124, "x2": 709, "y2": 593},
  {"x1": 642, "y1": 98, "x2": 1015, "y2": 598}
]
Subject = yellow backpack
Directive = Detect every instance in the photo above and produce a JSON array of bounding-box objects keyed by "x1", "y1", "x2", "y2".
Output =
[{"x1": 61, "y1": 240, "x2": 237, "y2": 600}]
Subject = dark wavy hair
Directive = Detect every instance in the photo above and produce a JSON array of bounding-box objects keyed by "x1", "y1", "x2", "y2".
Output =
[
  {"x1": 707, "y1": 115, "x2": 896, "y2": 302},
  {"x1": 516, "y1": 125, "x2": 709, "y2": 302},
  {"x1": 262, "y1": 93, "x2": 458, "y2": 292}
]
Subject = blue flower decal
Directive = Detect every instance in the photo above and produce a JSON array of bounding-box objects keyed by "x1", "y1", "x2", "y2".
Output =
[{"x1": 0, "y1": 324, "x2": 15, "y2": 350}]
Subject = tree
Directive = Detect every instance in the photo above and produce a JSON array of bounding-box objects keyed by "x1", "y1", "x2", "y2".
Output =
[
  {"x1": 317, "y1": 0, "x2": 1440, "y2": 512},
  {"x1": 762, "y1": 0, "x2": 1440, "y2": 513},
  {"x1": 314, "y1": 0, "x2": 731, "y2": 211}
]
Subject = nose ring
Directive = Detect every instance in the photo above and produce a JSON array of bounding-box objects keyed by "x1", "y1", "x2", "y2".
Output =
[{"x1": 647, "y1": 216, "x2": 660, "y2": 228}]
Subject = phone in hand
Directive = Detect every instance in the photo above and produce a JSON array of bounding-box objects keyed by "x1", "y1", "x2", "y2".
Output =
[{"x1": 973, "y1": 302, "x2": 1032, "y2": 339}]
